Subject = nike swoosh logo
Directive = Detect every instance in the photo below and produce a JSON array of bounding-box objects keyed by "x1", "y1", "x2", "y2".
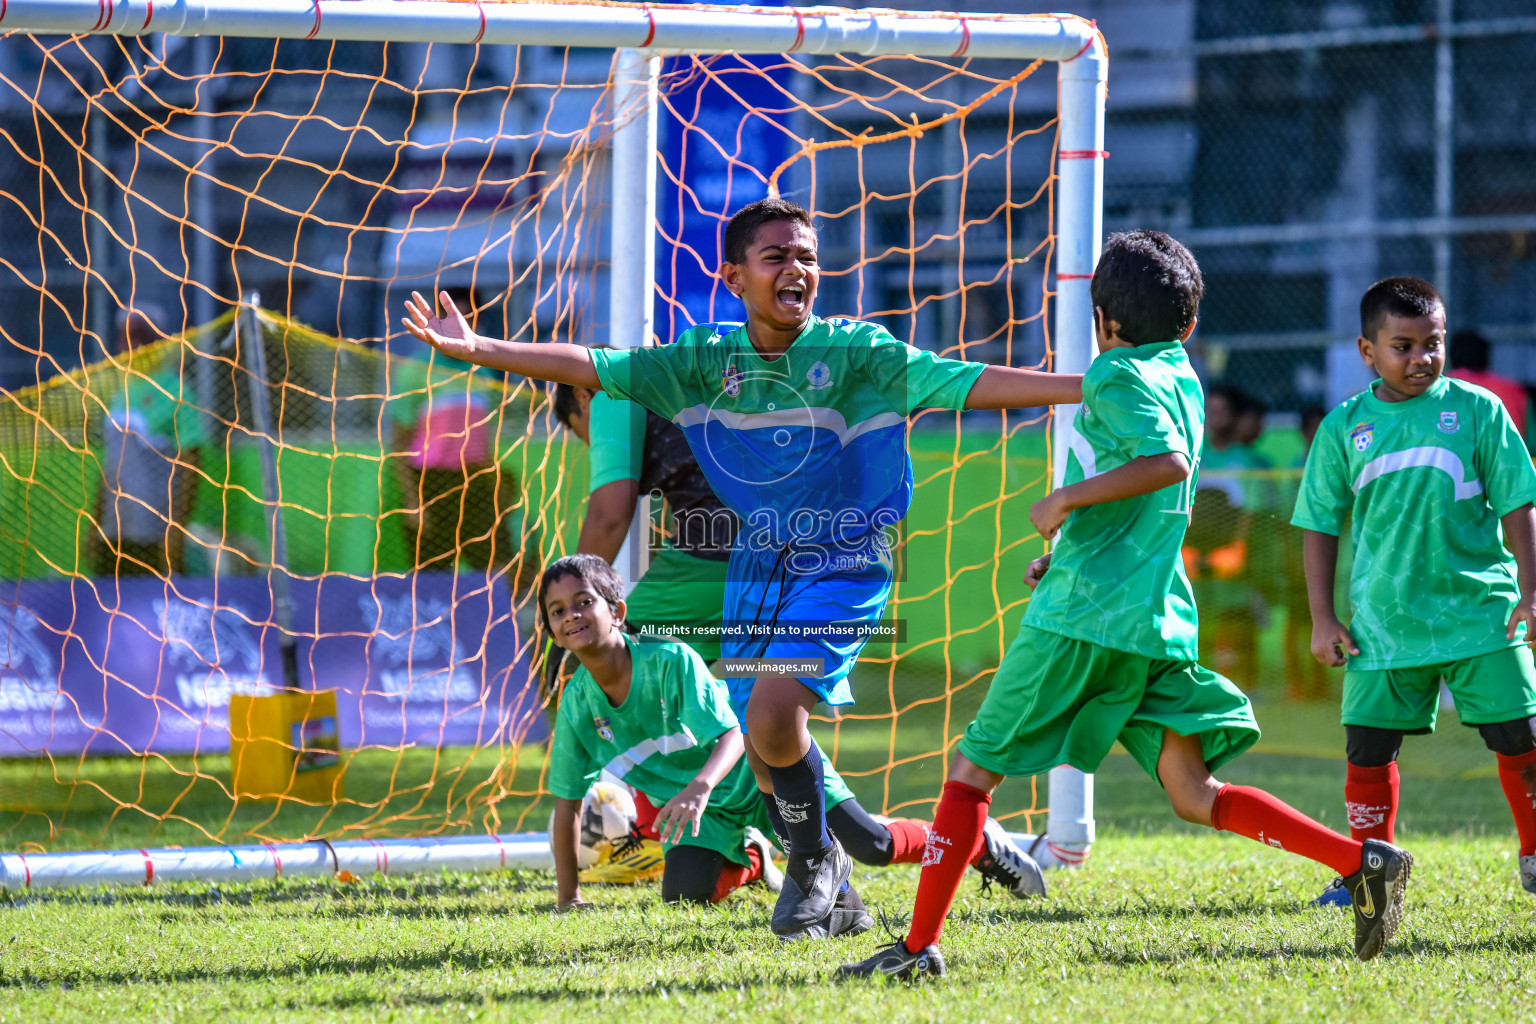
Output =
[{"x1": 1353, "y1": 882, "x2": 1375, "y2": 918}]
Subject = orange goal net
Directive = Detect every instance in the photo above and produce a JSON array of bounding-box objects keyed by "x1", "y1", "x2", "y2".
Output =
[{"x1": 0, "y1": 4, "x2": 1095, "y2": 853}]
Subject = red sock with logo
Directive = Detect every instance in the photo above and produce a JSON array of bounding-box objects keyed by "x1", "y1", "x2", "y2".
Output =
[
  {"x1": 1211, "y1": 783, "x2": 1363, "y2": 877},
  {"x1": 1344, "y1": 762, "x2": 1399, "y2": 842},
  {"x1": 711, "y1": 842, "x2": 764, "y2": 903},
  {"x1": 632, "y1": 790, "x2": 661, "y2": 841},
  {"x1": 883, "y1": 819, "x2": 930, "y2": 865},
  {"x1": 1496, "y1": 749, "x2": 1536, "y2": 856},
  {"x1": 904, "y1": 781, "x2": 990, "y2": 954}
]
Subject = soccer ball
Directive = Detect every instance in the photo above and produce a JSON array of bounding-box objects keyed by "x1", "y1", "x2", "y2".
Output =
[{"x1": 550, "y1": 780, "x2": 638, "y2": 868}]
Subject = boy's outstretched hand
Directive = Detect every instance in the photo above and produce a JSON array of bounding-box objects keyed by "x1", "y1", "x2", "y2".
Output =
[
  {"x1": 1024, "y1": 552, "x2": 1051, "y2": 590},
  {"x1": 1029, "y1": 491, "x2": 1070, "y2": 541},
  {"x1": 1310, "y1": 616, "x2": 1360, "y2": 667},
  {"x1": 653, "y1": 778, "x2": 712, "y2": 845},
  {"x1": 401, "y1": 290, "x2": 479, "y2": 360},
  {"x1": 1507, "y1": 595, "x2": 1536, "y2": 644}
]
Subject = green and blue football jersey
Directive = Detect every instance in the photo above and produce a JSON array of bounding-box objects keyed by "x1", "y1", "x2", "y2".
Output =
[
  {"x1": 1291, "y1": 376, "x2": 1536, "y2": 669},
  {"x1": 590, "y1": 316, "x2": 984, "y2": 567},
  {"x1": 1024, "y1": 341, "x2": 1205, "y2": 660}
]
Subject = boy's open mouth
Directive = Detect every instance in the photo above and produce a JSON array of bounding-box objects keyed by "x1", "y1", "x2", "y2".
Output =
[
  {"x1": 564, "y1": 622, "x2": 589, "y2": 641},
  {"x1": 777, "y1": 284, "x2": 805, "y2": 309}
]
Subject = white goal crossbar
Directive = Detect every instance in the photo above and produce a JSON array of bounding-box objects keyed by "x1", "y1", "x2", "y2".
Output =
[{"x1": 4, "y1": 0, "x2": 1103, "y2": 880}]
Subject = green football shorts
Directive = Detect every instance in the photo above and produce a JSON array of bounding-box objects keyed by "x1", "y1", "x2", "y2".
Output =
[
  {"x1": 653, "y1": 748, "x2": 857, "y2": 865},
  {"x1": 1341, "y1": 643, "x2": 1536, "y2": 733},
  {"x1": 625, "y1": 545, "x2": 729, "y2": 662},
  {"x1": 959, "y1": 625, "x2": 1261, "y2": 784}
]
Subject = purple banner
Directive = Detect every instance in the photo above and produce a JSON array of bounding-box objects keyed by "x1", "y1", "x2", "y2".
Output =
[{"x1": 0, "y1": 574, "x2": 546, "y2": 756}]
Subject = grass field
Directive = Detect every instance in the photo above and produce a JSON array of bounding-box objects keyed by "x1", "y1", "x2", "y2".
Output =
[{"x1": 1, "y1": 752, "x2": 1531, "y2": 1023}]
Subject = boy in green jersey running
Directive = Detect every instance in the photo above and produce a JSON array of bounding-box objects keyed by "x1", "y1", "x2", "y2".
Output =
[
  {"x1": 1293, "y1": 276, "x2": 1536, "y2": 905},
  {"x1": 403, "y1": 198, "x2": 1073, "y2": 937},
  {"x1": 542, "y1": 554, "x2": 1044, "y2": 928},
  {"x1": 842, "y1": 231, "x2": 1413, "y2": 981}
]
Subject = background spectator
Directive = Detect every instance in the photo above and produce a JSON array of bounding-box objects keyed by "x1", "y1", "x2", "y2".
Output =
[
  {"x1": 89, "y1": 303, "x2": 205, "y2": 578},
  {"x1": 1447, "y1": 329, "x2": 1531, "y2": 440}
]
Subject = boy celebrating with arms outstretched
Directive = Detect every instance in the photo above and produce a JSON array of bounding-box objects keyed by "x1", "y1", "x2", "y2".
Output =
[
  {"x1": 1295, "y1": 276, "x2": 1536, "y2": 904},
  {"x1": 841, "y1": 231, "x2": 1413, "y2": 980},
  {"x1": 403, "y1": 198, "x2": 1072, "y2": 936}
]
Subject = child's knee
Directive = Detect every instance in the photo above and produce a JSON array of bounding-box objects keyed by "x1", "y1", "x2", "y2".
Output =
[{"x1": 1166, "y1": 785, "x2": 1211, "y2": 825}]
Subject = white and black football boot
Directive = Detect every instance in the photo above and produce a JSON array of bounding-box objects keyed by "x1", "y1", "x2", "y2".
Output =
[
  {"x1": 972, "y1": 818, "x2": 1047, "y2": 898},
  {"x1": 743, "y1": 825, "x2": 784, "y2": 894},
  {"x1": 771, "y1": 838, "x2": 852, "y2": 936},
  {"x1": 837, "y1": 938, "x2": 947, "y2": 980},
  {"x1": 779, "y1": 883, "x2": 873, "y2": 942}
]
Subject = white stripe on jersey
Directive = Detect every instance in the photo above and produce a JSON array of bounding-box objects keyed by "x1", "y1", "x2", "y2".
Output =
[
  {"x1": 603, "y1": 729, "x2": 698, "y2": 780},
  {"x1": 674, "y1": 405, "x2": 904, "y2": 447},
  {"x1": 1351, "y1": 445, "x2": 1484, "y2": 501}
]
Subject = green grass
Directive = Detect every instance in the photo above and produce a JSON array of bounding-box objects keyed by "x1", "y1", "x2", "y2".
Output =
[{"x1": 1, "y1": 754, "x2": 1532, "y2": 1022}]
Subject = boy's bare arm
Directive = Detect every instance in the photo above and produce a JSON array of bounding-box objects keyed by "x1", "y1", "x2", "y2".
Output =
[
  {"x1": 401, "y1": 290, "x2": 601, "y2": 388},
  {"x1": 1302, "y1": 529, "x2": 1358, "y2": 666},
  {"x1": 1501, "y1": 503, "x2": 1536, "y2": 641},
  {"x1": 551, "y1": 798, "x2": 591, "y2": 910},
  {"x1": 653, "y1": 727, "x2": 744, "y2": 845},
  {"x1": 963, "y1": 366, "x2": 1084, "y2": 410},
  {"x1": 1028, "y1": 452, "x2": 1189, "y2": 540},
  {"x1": 577, "y1": 480, "x2": 640, "y2": 564}
]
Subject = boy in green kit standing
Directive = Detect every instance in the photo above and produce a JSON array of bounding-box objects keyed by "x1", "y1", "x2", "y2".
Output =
[
  {"x1": 1295, "y1": 276, "x2": 1536, "y2": 906},
  {"x1": 841, "y1": 231, "x2": 1413, "y2": 980}
]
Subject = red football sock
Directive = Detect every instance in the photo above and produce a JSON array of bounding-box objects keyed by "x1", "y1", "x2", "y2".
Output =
[
  {"x1": 1211, "y1": 783, "x2": 1363, "y2": 878},
  {"x1": 904, "y1": 781, "x2": 990, "y2": 954},
  {"x1": 711, "y1": 843, "x2": 763, "y2": 904},
  {"x1": 1344, "y1": 762, "x2": 1399, "y2": 842},
  {"x1": 1496, "y1": 748, "x2": 1536, "y2": 856},
  {"x1": 632, "y1": 790, "x2": 661, "y2": 841},
  {"x1": 884, "y1": 819, "x2": 930, "y2": 865}
]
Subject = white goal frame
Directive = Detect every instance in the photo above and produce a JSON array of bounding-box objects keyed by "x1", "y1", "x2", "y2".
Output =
[{"x1": 4, "y1": 0, "x2": 1103, "y2": 883}]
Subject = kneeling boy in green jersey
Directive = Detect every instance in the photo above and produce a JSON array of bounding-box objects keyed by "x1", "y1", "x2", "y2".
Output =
[
  {"x1": 543, "y1": 555, "x2": 1043, "y2": 930},
  {"x1": 1294, "y1": 276, "x2": 1536, "y2": 905},
  {"x1": 842, "y1": 230, "x2": 1413, "y2": 980}
]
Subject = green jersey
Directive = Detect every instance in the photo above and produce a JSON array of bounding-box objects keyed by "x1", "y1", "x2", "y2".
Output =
[
  {"x1": 1291, "y1": 376, "x2": 1536, "y2": 669},
  {"x1": 1025, "y1": 341, "x2": 1204, "y2": 659},
  {"x1": 587, "y1": 391, "x2": 645, "y2": 491},
  {"x1": 547, "y1": 634, "x2": 757, "y2": 812}
]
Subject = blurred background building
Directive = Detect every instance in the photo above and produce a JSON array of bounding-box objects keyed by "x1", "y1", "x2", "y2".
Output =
[{"x1": 2, "y1": 1, "x2": 1532, "y2": 408}]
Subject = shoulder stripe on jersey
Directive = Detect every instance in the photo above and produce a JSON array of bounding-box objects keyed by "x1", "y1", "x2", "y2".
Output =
[
  {"x1": 1351, "y1": 445, "x2": 1484, "y2": 500},
  {"x1": 1067, "y1": 430, "x2": 1099, "y2": 480},
  {"x1": 603, "y1": 729, "x2": 698, "y2": 780},
  {"x1": 673, "y1": 405, "x2": 904, "y2": 446}
]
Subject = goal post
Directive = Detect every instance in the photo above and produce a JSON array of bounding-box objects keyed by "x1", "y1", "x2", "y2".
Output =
[{"x1": 4, "y1": 1, "x2": 1104, "y2": 880}]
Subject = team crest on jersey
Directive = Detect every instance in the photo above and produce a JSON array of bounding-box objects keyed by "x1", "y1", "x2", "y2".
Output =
[
  {"x1": 594, "y1": 715, "x2": 614, "y2": 743},
  {"x1": 1438, "y1": 410, "x2": 1459, "y2": 433},
  {"x1": 1350, "y1": 422, "x2": 1374, "y2": 452},
  {"x1": 805, "y1": 360, "x2": 833, "y2": 390},
  {"x1": 722, "y1": 363, "x2": 742, "y2": 397}
]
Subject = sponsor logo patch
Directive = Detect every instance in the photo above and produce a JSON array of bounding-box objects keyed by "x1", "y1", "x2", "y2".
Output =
[
  {"x1": 775, "y1": 796, "x2": 809, "y2": 824},
  {"x1": 1347, "y1": 801, "x2": 1390, "y2": 831},
  {"x1": 1350, "y1": 421, "x2": 1374, "y2": 452},
  {"x1": 920, "y1": 832, "x2": 952, "y2": 868}
]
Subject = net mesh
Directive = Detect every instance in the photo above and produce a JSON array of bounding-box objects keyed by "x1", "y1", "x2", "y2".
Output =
[{"x1": 0, "y1": 8, "x2": 1076, "y2": 851}]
